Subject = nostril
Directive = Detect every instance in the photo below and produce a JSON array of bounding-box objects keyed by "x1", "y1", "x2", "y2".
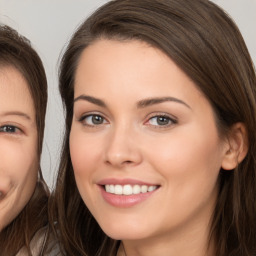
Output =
[
  {"x1": 124, "y1": 160, "x2": 133, "y2": 164},
  {"x1": 105, "y1": 159, "x2": 133, "y2": 166}
]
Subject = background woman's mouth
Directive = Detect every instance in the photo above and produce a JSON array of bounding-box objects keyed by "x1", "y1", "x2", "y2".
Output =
[{"x1": 0, "y1": 191, "x2": 5, "y2": 200}]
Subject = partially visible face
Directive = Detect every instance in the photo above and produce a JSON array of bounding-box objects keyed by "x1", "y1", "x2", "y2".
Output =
[
  {"x1": 70, "y1": 39, "x2": 229, "y2": 242},
  {"x1": 0, "y1": 66, "x2": 38, "y2": 231}
]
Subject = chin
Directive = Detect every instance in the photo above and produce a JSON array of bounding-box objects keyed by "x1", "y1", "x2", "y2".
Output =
[
  {"x1": 105, "y1": 231, "x2": 146, "y2": 241},
  {"x1": 100, "y1": 222, "x2": 150, "y2": 241}
]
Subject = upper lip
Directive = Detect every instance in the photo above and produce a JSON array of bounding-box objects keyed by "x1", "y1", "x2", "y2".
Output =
[{"x1": 98, "y1": 178, "x2": 159, "y2": 186}]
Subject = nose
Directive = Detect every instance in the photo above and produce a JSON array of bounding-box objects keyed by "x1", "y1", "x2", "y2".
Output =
[{"x1": 104, "y1": 124, "x2": 142, "y2": 168}]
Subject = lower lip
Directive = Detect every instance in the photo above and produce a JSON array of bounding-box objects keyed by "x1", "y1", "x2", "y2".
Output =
[{"x1": 99, "y1": 186, "x2": 158, "y2": 208}]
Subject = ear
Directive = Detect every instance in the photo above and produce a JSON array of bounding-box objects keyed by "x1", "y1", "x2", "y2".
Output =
[{"x1": 221, "y1": 123, "x2": 248, "y2": 170}]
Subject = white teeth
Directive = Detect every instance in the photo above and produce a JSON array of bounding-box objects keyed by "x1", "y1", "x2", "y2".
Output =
[
  {"x1": 104, "y1": 184, "x2": 158, "y2": 195},
  {"x1": 123, "y1": 185, "x2": 132, "y2": 195},
  {"x1": 133, "y1": 185, "x2": 141, "y2": 194},
  {"x1": 105, "y1": 185, "x2": 110, "y2": 193},
  {"x1": 141, "y1": 185, "x2": 148, "y2": 193},
  {"x1": 115, "y1": 185, "x2": 123, "y2": 195},
  {"x1": 109, "y1": 185, "x2": 115, "y2": 193},
  {"x1": 148, "y1": 185, "x2": 157, "y2": 192}
]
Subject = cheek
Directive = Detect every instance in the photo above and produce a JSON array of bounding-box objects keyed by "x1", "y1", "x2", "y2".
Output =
[
  {"x1": 0, "y1": 141, "x2": 37, "y2": 179},
  {"x1": 69, "y1": 127, "x2": 101, "y2": 178},
  {"x1": 145, "y1": 125, "x2": 223, "y2": 190},
  {"x1": 139, "y1": 128, "x2": 223, "y2": 230},
  {"x1": 69, "y1": 129, "x2": 100, "y2": 210},
  {"x1": 0, "y1": 143, "x2": 38, "y2": 230},
  {"x1": 8, "y1": 146, "x2": 38, "y2": 196}
]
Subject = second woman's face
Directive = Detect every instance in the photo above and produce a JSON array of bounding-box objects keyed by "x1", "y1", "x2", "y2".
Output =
[
  {"x1": 70, "y1": 39, "x2": 229, "y2": 241},
  {"x1": 0, "y1": 66, "x2": 38, "y2": 231}
]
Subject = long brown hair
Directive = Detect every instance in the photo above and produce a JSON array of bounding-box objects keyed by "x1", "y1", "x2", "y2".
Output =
[
  {"x1": 51, "y1": 0, "x2": 256, "y2": 255},
  {"x1": 0, "y1": 25, "x2": 49, "y2": 255}
]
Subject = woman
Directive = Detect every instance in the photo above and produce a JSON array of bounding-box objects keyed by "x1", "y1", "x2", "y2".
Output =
[
  {"x1": 51, "y1": 0, "x2": 256, "y2": 255},
  {"x1": 0, "y1": 25, "x2": 59, "y2": 255}
]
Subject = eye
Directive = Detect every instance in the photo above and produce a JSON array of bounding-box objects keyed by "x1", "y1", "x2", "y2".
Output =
[
  {"x1": 146, "y1": 114, "x2": 177, "y2": 127},
  {"x1": 0, "y1": 125, "x2": 21, "y2": 134},
  {"x1": 79, "y1": 114, "x2": 108, "y2": 126}
]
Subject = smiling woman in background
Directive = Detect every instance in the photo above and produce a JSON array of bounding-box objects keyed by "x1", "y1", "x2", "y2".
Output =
[
  {"x1": 0, "y1": 25, "x2": 59, "y2": 255},
  {"x1": 51, "y1": 0, "x2": 256, "y2": 255}
]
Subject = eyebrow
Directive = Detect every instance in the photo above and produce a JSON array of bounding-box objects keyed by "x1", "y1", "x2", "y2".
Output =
[
  {"x1": 137, "y1": 97, "x2": 191, "y2": 109},
  {"x1": 0, "y1": 111, "x2": 31, "y2": 120},
  {"x1": 74, "y1": 95, "x2": 106, "y2": 107},
  {"x1": 73, "y1": 95, "x2": 191, "y2": 109}
]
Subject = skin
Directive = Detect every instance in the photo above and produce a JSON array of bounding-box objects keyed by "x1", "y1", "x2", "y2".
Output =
[
  {"x1": 70, "y1": 39, "x2": 238, "y2": 255},
  {"x1": 0, "y1": 66, "x2": 38, "y2": 231}
]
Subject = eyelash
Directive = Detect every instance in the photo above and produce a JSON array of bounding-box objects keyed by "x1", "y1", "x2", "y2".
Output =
[
  {"x1": 145, "y1": 113, "x2": 177, "y2": 128},
  {"x1": 78, "y1": 113, "x2": 108, "y2": 127},
  {"x1": 78, "y1": 112, "x2": 177, "y2": 129},
  {"x1": 0, "y1": 125, "x2": 22, "y2": 134}
]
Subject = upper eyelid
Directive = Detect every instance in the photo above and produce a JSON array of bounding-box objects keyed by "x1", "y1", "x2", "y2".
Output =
[
  {"x1": 0, "y1": 124, "x2": 20, "y2": 128},
  {"x1": 146, "y1": 112, "x2": 177, "y2": 121},
  {"x1": 77, "y1": 112, "x2": 108, "y2": 121}
]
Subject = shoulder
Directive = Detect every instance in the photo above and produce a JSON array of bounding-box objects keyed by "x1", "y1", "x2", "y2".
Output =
[{"x1": 16, "y1": 226, "x2": 63, "y2": 256}]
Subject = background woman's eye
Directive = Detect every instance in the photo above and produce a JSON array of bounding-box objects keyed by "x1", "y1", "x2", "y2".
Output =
[
  {"x1": 0, "y1": 125, "x2": 19, "y2": 133},
  {"x1": 148, "y1": 116, "x2": 175, "y2": 126}
]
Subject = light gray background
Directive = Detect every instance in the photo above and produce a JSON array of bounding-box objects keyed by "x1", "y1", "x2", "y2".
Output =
[{"x1": 0, "y1": 0, "x2": 255, "y2": 188}]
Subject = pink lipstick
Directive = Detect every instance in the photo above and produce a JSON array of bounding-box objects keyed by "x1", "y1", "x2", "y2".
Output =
[{"x1": 98, "y1": 179, "x2": 160, "y2": 207}]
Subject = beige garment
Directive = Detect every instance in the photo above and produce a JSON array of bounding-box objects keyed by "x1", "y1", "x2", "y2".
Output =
[{"x1": 16, "y1": 226, "x2": 62, "y2": 256}]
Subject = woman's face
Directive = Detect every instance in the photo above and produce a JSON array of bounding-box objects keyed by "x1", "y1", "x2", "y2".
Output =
[
  {"x1": 0, "y1": 66, "x2": 38, "y2": 231},
  {"x1": 70, "y1": 39, "x2": 229, "y2": 242}
]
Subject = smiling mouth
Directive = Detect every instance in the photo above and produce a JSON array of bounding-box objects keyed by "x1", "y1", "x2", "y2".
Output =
[
  {"x1": 104, "y1": 184, "x2": 159, "y2": 195},
  {"x1": 0, "y1": 191, "x2": 4, "y2": 200}
]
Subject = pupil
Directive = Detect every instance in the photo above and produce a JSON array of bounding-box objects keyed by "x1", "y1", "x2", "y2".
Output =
[
  {"x1": 5, "y1": 126, "x2": 15, "y2": 132},
  {"x1": 92, "y1": 115, "x2": 103, "y2": 124},
  {"x1": 157, "y1": 117, "x2": 169, "y2": 125}
]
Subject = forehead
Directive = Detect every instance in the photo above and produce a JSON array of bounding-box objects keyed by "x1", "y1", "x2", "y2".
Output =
[
  {"x1": 74, "y1": 39, "x2": 199, "y2": 96},
  {"x1": 75, "y1": 39, "x2": 175, "y2": 91},
  {"x1": 0, "y1": 66, "x2": 35, "y2": 118}
]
